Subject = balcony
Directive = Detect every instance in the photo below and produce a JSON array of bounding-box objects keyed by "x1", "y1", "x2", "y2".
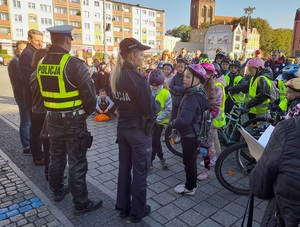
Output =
[
  {"x1": 0, "y1": 4, "x2": 8, "y2": 11},
  {"x1": 0, "y1": 34, "x2": 11, "y2": 39},
  {"x1": 54, "y1": 0, "x2": 67, "y2": 7},
  {"x1": 54, "y1": 13, "x2": 66, "y2": 19},
  {"x1": 69, "y1": 14, "x2": 81, "y2": 21},
  {"x1": 0, "y1": 20, "x2": 10, "y2": 26}
]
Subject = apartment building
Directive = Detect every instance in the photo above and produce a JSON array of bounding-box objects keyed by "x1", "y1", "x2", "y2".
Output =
[{"x1": 0, "y1": 0, "x2": 165, "y2": 55}]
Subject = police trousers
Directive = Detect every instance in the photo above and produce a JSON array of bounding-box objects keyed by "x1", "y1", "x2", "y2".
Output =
[
  {"x1": 116, "y1": 128, "x2": 151, "y2": 216},
  {"x1": 46, "y1": 112, "x2": 90, "y2": 208}
]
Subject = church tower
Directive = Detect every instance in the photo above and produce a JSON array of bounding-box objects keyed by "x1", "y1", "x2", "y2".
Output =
[
  {"x1": 190, "y1": 0, "x2": 216, "y2": 29},
  {"x1": 291, "y1": 8, "x2": 300, "y2": 57}
]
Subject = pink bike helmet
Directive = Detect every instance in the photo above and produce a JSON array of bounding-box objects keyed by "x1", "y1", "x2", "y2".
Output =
[
  {"x1": 200, "y1": 62, "x2": 217, "y2": 75},
  {"x1": 246, "y1": 57, "x2": 265, "y2": 69},
  {"x1": 187, "y1": 64, "x2": 208, "y2": 84}
]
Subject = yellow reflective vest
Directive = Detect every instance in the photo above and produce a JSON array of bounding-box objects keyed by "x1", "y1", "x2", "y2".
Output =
[
  {"x1": 224, "y1": 73, "x2": 245, "y2": 104},
  {"x1": 155, "y1": 88, "x2": 170, "y2": 125},
  {"x1": 248, "y1": 76, "x2": 271, "y2": 114},
  {"x1": 36, "y1": 54, "x2": 83, "y2": 111},
  {"x1": 213, "y1": 82, "x2": 226, "y2": 128}
]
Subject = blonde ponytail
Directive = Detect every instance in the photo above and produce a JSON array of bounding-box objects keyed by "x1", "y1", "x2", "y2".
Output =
[{"x1": 110, "y1": 50, "x2": 123, "y2": 95}]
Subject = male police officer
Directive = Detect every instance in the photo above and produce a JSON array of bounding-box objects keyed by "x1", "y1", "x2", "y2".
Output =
[{"x1": 36, "y1": 25, "x2": 102, "y2": 215}]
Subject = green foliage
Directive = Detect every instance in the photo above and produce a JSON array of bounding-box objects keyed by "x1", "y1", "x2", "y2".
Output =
[
  {"x1": 270, "y1": 29, "x2": 293, "y2": 56},
  {"x1": 166, "y1": 24, "x2": 192, "y2": 42}
]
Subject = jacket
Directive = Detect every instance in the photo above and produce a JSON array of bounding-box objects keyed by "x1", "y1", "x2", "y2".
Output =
[
  {"x1": 169, "y1": 72, "x2": 185, "y2": 107},
  {"x1": 7, "y1": 56, "x2": 23, "y2": 100},
  {"x1": 19, "y1": 43, "x2": 37, "y2": 109},
  {"x1": 173, "y1": 87, "x2": 210, "y2": 138},
  {"x1": 264, "y1": 60, "x2": 285, "y2": 80},
  {"x1": 250, "y1": 117, "x2": 300, "y2": 227},
  {"x1": 229, "y1": 68, "x2": 273, "y2": 110},
  {"x1": 96, "y1": 95, "x2": 114, "y2": 111},
  {"x1": 153, "y1": 87, "x2": 172, "y2": 125},
  {"x1": 30, "y1": 71, "x2": 46, "y2": 114},
  {"x1": 39, "y1": 45, "x2": 96, "y2": 114},
  {"x1": 115, "y1": 61, "x2": 160, "y2": 130}
]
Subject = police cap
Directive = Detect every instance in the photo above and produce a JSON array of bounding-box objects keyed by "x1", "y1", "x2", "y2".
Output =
[
  {"x1": 46, "y1": 25, "x2": 74, "y2": 40},
  {"x1": 119, "y1": 38, "x2": 150, "y2": 54}
]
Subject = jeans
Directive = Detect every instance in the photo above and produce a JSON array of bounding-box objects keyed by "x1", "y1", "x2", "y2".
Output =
[
  {"x1": 47, "y1": 112, "x2": 90, "y2": 208},
  {"x1": 15, "y1": 98, "x2": 30, "y2": 150}
]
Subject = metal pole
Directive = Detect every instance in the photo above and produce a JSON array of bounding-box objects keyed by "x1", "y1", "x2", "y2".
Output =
[
  {"x1": 243, "y1": 6, "x2": 255, "y2": 59},
  {"x1": 103, "y1": 0, "x2": 107, "y2": 53}
]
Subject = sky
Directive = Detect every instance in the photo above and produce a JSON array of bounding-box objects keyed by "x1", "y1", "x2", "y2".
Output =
[{"x1": 121, "y1": 0, "x2": 299, "y2": 30}]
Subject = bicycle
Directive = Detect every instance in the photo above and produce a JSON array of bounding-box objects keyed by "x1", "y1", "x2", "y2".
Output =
[
  {"x1": 215, "y1": 103, "x2": 284, "y2": 195},
  {"x1": 164, "y1": 97, "x2": 274, "y2": 157}
]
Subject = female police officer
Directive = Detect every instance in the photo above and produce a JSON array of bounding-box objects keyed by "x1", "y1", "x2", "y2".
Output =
[{"x1": 111, "y1": 38, "x2": 160, "y2": 222}]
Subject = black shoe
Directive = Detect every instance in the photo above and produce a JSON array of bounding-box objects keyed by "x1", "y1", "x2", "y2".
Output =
[
  {"x1": 23, "y1": 149, "x2": 32, "y2": 156},
  {"x1": 54, "y1": 185, "x2": 70, "y2": 202},
  {"x1": 130, "y1": 205, "x2": 151, "y2": 223},
  {"x1": 74, "y1": 199, "x2": 103, "y2": 216},
  {"x1": 119, "y1": 206, "x2": 131, "y2": 218}
]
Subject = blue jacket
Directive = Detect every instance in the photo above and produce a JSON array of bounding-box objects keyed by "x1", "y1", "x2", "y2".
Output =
[
  {"x1": 115, "y1": 61, "x2": 160, "y2": 130},
  {"x1": 173, "y1": 87, "x2": 210, "y2": 138}
]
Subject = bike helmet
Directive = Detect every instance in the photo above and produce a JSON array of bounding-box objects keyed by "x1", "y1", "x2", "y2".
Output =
[
  {"x1": 281, "y1": 64, "x2": 300, "y2": 80},
  {"x1": 221, "y1": 57, "x2": 231, "y2": 64},
  {"x1": 199, "y1": 57, "x2": 213, "y2": 63},
  {"x1": 162, "y1": 62, "x2": 173, "y2": 70},
  {"x1": 212, "y1": 62, "x2": 222, "y2": 77},
  {"x1": 200, "y1": 62, "x2": 216, "y2": 75},
  {"x1": 148, "y1": 69, "x2": 164, "y2": 86},
  {"x1": 215, "y1": 51, "x2": 226, "y2": 59},
  {"x1": 285, "y1": 78, "x2": 300, "y2": 92},
  {"x1": 176, "y1": 57, "x2": 189, "y2": 65},
  {"x1": 187, "y1": 64, "x2": 208, "y2": 84},
  {"x1": 230, "y1": 60, "x2": 241, "y2": 68},
  {"x1": 246, "y1": 57, "x2": 265, "y2": 69}
]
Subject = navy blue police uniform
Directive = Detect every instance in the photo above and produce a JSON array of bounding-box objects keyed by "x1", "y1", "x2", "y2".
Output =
[{"x1": 114, "y1": 40, "x2": 160, "y2": 222}]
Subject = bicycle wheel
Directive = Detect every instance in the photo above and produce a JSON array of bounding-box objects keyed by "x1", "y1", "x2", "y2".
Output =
[
  {"x1": 164, "y1": 124, "x2": 183, "y2": 157},
  {"x1": 215, "y1": 141, "x2": 255, "y2": 195},
  {"x1": 240, "y1": 117, "x2": 274, "y2": 140}
]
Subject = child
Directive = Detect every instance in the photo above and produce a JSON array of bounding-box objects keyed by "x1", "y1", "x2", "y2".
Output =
[
  {"x1": 148, "y1": 69, "x2": 172, "y2": 170},
  {"x1": 173, "y1": 64, "x2": 210, "y2": 195},
  {"x1": 198, "y1": 63, "x2": 226, "y2": 180},
  {"x1": 96, "y1": 89, "x2": 115, "y2": 116},
  {"x1": 162, "y1": 62, "x2": 175, "y2": 87},
  {"x1": 224, "y1": 60, "x2": 245, "y2": 114},
  {"x1": 220, "y1": 57, "x2": 231, "y2": 75}
]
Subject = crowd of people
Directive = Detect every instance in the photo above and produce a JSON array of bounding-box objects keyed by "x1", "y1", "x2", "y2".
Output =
[{"x1": 7, "y1": 26, "x2": 300, "y2": 225}]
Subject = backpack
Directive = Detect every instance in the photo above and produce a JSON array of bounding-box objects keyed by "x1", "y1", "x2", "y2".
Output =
[
  {"x1": 261, "y1": 76, "x2": 280, "y2": 102},
  {"x1": 197, "y1": 109, "x2": 212, "y2": 146}
]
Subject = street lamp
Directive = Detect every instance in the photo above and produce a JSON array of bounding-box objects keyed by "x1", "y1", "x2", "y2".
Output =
[{"x1": 243, "y1": 6, "x2": 255, "y2": 59}]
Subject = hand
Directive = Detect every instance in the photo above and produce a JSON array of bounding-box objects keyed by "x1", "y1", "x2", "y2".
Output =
[{"x1": 104, "y1": 109, "x2": 108, "y2": 113}]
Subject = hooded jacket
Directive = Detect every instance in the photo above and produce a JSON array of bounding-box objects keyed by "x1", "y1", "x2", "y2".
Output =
[
  {"x1": 172, "y1": 87, "x2": 210, "y2": 137},
  {"x1": 250, "y1": 116, "x2": 300, "y2": 227}
]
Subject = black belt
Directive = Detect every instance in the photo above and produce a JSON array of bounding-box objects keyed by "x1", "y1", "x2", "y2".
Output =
[{"x1": 47, "y1": 109, "x2": 86, "y2": 118}]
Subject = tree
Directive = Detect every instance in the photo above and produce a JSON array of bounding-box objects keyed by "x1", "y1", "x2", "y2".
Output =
[
  {"x1": 271, "y1": 29, "x2": 293, "y2": 56},
  {"x1": 166, "y1": 24, "x2": 192, "y2": 42}
]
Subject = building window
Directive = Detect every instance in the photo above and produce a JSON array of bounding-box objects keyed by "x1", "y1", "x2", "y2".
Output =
[
  {"x1": 106, "y1": 14, "x2": 111, "y2": 20},
  {"x1": 134, "y1": 29, "x2": 139, "y2": 34},
  {"x1": 70, "y1": 0, "x2": 79, "y2": 3},
  {"x1": 84, "y1": 23, "x2": 90, "y2": 30},
  {"x1": 29, "y1": 16, "x2": 37, "y2": 22},
  {"x1": 123, "y1": 7, "x2": 130, "y2": 12},
  {"x1": 142, "y1": 39, "x2": 146, "y2": 44},
  {"x1": 55, "y1": 7, "x2": 67, "y2": 14},
  {"x1": 85, "y1": 34, "x2": 91, "y2": 41},
  {"x1": 113, "y1": 5, "x2": 121, "y2": 10},
  {"x1": 69, "y1": 9, "x2": 79, "y2": 15},
  {"x1": 148, "y1": 40, "x2": 154, "y2": 45},
  {"x1": 83, "y1": 0, "x2": 89, "y2": 6},
  {"x1": 95, "y1": 24, "x2": 101, "y2": 29},
  {"x1": 135, "y1": 9, "x2": 139, "y2": 14},
  {"x1": 95, "y1": 35, "x2": 101, "y2": 40},
  {"x1": 0, "y1": 12, "x2": 8, "y2": 20},
  {"x1": 55, "y1": 20, "x2": 67, "y2": 25},
  {"x1": 149, "y1": 21, "x2": 155, "y2": 27},
  {"x1": 156, "y1": 13, "x2": 161, "y2": 18},
  {"x1": 134, "y1": 19, "x2": 139, "y2": 25},
  {"x1": 114, "y1": 37, "x2": 122, "y2": 42},
  {"x1": 70, "y1": 21, "x2": 81, "y2": 28},
  {"x1": 14, "y1": 14, "x2": 22, "y2": 22},
  {"x1": 148, "y1": 11, "x2": 155, "y2": 17},
  {"x1": 84, "y1": 11, "x2": 89, "y2": 18},
  {"x1": 73, "y1": 34, "x2": 81, "y2": 40},
  {"x1": 113, "y1": 27, "x2": 121, "y2": 32},
  {"x1": 113, "y1": 16, "x2": 121, "y2": 21},
  {"x1": 124, "y1": 28, "x2": 130, "y2": 33},
  {"x1": 149, "y1": 30, "x2": 155, "y2": 36},
  {"x1": 157, "y1": 22, "x2": 162, "y2": 27},
  {"x1": 156, "y1": 31, "x2": 163, "y2": 36},
  {"x1": 106, "y1": 36, "x2": 112, "y2": 42},
  {"x1": 13, "y1": 0, "x2": 21, "y2": 8},
  {"x1": 142, "y1": 20, "x2": 147, "y2": 25},
  {"x1": 16, "y1": 28, "x2": 23, "y2": 37},
  {"x1": 41, "y1": 18, "x2": 52, "y2": 25},
  {"x1": 95, "y1": 12, "x2": 100, "y2": 18},
  {"x1": 157, "y1": 41, "x2": 162, "y2": 45},
  {"x1": 105, "y1": 3, "x2": 110, "y2": 10},
  {"x1": 40, "y1": 4, "x2": 51, "y2": 13},
  {"x1": 94, "y1": 1, "x2": 99, "y2": 7},
  {"x1": 28, "y1": 2, "x2": 35, "y2": 9},
  {"x1": 235, "y1": 35, "x2": 241, "y2": 42},
  {"x1": 142, "y1": 10, "x2": 146, "y2": 15},
  {"x1": 0, "y1": 27, "x2": 10, "y2": 35},
  {"x1": 0, "y1": 0, "x2": 7, "y2": 6},
  {"x1": 124, "y1": 18, "x2": 130, "y2": 23}
]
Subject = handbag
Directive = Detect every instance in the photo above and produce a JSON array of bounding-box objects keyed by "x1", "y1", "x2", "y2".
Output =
[{"x1": 241, "y1": 193, "x2": 254, "y2": 227}]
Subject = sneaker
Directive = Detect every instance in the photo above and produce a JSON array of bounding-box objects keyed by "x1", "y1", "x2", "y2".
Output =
[
  {"x1": 174, "y1": 136, "x2": 181, "y2": 144},
  {"x1": 174, "y1": 184, "x2": 197, "y2": 196},
  {"x1": 210, "y1": 156, "x2": 218, "y2": 167},
  {"x1": 74, "y1": 199, "x2": 103, "y2": 216},
  {"x1": 160, "y1": 158, "x2": 168, "y2": 170},
  {"x1": 200, "y1": 160, "x2": 205, "y2": 167},
  {"x1": 130, "y1": 205, "x2": 151, "y2": 223},
  {"x1": 23, "y1": 148, "x2": 32, "y2": 156},
  {"x1": 54, "y1": 185, "x2": 70, "y2": 202},
  {"x1": 149, "y1": 163, "x2": 153, "y2": 171},
  {"x1": 197, "y1": 168, "x2": 210, "y2": 181}
]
